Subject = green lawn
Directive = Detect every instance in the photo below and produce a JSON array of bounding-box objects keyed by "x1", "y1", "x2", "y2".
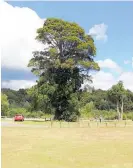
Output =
[{"x1": 2, "y1": 123, "x2": 133, "y2": 168}]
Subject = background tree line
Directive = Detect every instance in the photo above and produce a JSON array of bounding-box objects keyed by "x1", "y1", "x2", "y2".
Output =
[{"x1": 1, "y1": 81, "x2": 133, "y2": 121}]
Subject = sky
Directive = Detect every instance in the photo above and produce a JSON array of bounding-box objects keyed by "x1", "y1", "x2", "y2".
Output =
[{"x1": 1, "y1": 0, "x2": 133, "y2": 91}]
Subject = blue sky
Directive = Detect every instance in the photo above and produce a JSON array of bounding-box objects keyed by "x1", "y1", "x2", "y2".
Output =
[
  {"x1": 8, "y1": 1, "x2": 133, "y2": 65},
  {"x1": 1, "y1": 1, "x2": 133, "y2": 90}
]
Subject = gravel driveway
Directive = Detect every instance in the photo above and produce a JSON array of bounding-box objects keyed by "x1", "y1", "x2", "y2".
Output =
[{"x1": 1, "y1": 121, "x2": 49, "y2": 128}]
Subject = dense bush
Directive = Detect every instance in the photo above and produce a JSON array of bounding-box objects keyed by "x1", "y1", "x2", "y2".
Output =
[
  {"x1": 123, "y1": 112, "x2": 133, "y2": 120},
  {"x1": 9, "y1": 108, "x2": 27, "y2": 117},
  {"x1": 8, "y1": 108, "x2": 47, "y2": 118},
  {"x1": 80, "y1": 102, "x2": 95, "y2": 118},
  {"x1": 80, "y1": 108, "x2": 119, "y2": 120}
]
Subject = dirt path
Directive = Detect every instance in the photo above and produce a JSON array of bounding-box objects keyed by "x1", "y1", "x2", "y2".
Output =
[{"x1": 1, "y1": 121, "x2": 48, "y2": 128}]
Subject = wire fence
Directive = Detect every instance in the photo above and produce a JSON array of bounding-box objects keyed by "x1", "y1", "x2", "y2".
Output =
[
  {"x1": 47, "y1": 120, "x2": 133, "y2": 128},
  {"x1": 1, "y1": 117, "x2": 133, "y2": 128}
]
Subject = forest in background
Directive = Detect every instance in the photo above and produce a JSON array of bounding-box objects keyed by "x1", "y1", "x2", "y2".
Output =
[{"x1": 1, "y1": 82, "x2": 133, "y2": 121}]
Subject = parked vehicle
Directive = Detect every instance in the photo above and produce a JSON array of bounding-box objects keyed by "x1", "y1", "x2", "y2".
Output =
[{"x1": 14, "y1": 114, "x2": 24, "y2": 121}]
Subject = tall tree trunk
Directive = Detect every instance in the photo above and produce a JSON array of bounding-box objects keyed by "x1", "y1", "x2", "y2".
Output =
[
  {"x1": 117, "y1": 101, "x2": 120, "y2": 120},
  {"x1": 120, "y1": 96, "x2": 124, "y2": 120},
  {"x1": 54, "y1": 109, "x2": 61, "y2": 120}
]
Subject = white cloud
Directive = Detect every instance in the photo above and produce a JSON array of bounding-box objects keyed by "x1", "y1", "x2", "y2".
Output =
[
  {"x1": 0, "y1": 2, "x2": 44, "y2": 70},
  {"x1": 0, "y1": 0, "x2": 4, "y2": 3},
  {"x1": 118, "y1": 72, "x2": 133, "y2": 91},
  {"x1": 87, "y1": 71, "x2": 133, "y2": 92},
  {"x1": 2, "y1": 71, "x2": 133, "y2": 91},
  {"x1": 97, "y1": 59, "x2": 122, "y2": 73},
  {"x1": 88, "y1": 23, "x2": 108, "y2": 41},
  {"x1": 2, "y1": 80, "x2": 36, "y2": 90},
  {"x1": 90, "y1": 71, "x2": 116, "y2": 90},
  {"x1": 83, "y1": 58, "x2": 133, "y2": 91}
]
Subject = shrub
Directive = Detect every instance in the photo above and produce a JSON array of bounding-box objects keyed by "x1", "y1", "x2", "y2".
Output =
[
  {"x1": 80, "y1": 102, "x2": 95, "y2": 119},
  {"x1": 9, "y1": 108, "x2": 27, "y2": 117},
  {"x1": 125, "y1": 112, "x2": 133, "y2": 120}
]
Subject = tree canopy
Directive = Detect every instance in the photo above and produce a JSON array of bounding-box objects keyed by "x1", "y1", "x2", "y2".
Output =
[
  {"x1": 28, "y1": 18, "x2": 100, "y2": 121},
  {"x1": 107, "y1": 81, "x2": 126, "y2": 120}
]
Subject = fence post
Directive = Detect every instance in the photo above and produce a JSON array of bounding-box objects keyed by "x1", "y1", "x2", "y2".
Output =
[
  {"x1": 51, "y1": 119, "x2": 53, "y2": 128},
  {"x1": 97, "y1": 121, "x2": 99, "y2": 127},
  {"x1": 79, "y1": 121, "x2": 80, "y2": 128},
  {"x1": 105, "y1": 122, "x2": 108, "y2": 127},
  {"x1": 60, "y1": 120, "x2": 61, "y2": 128},
  {"x1": 78, "y1": 117, "x2": 80, "y2": 128},
  {"x1": 68, "y1": 121, "x2": 69, "y2": 128},
  {"x1": 125, "y1": 120, "x2": 127, "y2": 127}
]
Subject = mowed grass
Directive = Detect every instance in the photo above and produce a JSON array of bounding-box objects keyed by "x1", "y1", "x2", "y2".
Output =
[{"x1": 2, "y1": 124, "x2": 133, "y2": 168}]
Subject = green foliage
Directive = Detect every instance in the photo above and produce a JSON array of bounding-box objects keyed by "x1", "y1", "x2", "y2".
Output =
[
  {"x1": 1, "y1": 88, "x2": 31, "y2": 108},
  {"x1": 63, "y1": 93, "x2": 80, "y2": 121},
  {"x1": 2, "y1": 84, "x2": 133, "y2": 121},
  {"x1": 28, "y1": 111, "x2": 45, "y2": 118},
  {"x1": 123, "y1": 112, "x2": 133, "y2": 120},
  {"x1": 107, "y1": 81, "x2": 126, "y2": 104},
  {"x1": 107, "y1": 81, "x2": 127, "y2": 120},
  {"x1": 124, "y1": 90, "x2": 133, "y2": 111},
  {"x1": 126, "y1": 112, "x2": 133, "y2": 120},
  {"x1": 98, "y1": 110, "x2": 118, "y2": 120},
  {"x1": 9, "y1": 108, "x2": 28, "y2": 117},
  {"x1": 80, "y1": 101, "x2": 95, "y2": 118},
  {"x1": 1, "y1": 93, "x2": 9, "y2": 116},
  {"x1": 28, "y1": 18, "x2": 99, "y2": 121},
  {"x1": 9, "y1": 108, "x2": 48, "y2": 118},
  {"x1": 27, "y1": 84, "x2": 56, "y2": 114},
  {"x1": 79, "y1": 91, "x2": 91, "y2": 107}
]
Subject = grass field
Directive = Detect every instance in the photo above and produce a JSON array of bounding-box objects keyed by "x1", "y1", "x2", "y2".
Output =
[{"x1": 2, "y1": 121, "x2": 133, "y2": 168}]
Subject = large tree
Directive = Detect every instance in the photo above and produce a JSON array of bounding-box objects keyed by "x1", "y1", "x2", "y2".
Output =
[
  {"x1": 107, "y1": 81, "x2": 126, "y2": 120},
  {"x1": 28, "y1": 18, "x2": 99, "y2": 121}
]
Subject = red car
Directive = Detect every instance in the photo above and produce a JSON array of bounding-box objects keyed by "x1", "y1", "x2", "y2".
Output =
[{"x1": 14, "y1": 114, "x2": 24, "y2": 121}]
